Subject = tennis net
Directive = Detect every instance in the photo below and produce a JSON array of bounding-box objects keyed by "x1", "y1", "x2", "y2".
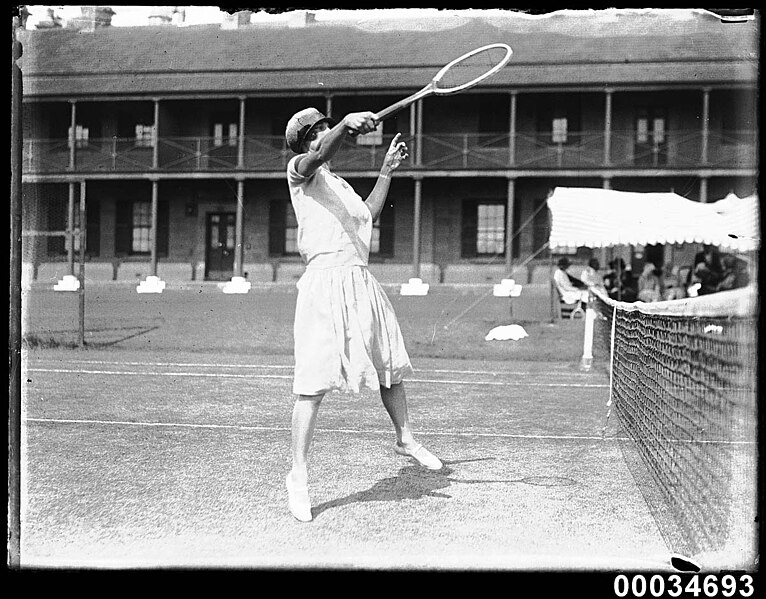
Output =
[{"x1": 589, "y1": 286, "x2": 758, "y2": 568}]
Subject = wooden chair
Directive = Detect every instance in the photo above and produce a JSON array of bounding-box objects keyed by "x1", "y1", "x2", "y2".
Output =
[{"x1": 555, "y1": 286, "x2": 585, "y2": 319}]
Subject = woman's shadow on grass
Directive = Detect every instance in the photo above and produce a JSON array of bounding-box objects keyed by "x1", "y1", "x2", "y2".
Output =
[{"x1": 311, "y1": 458, "x2": 576, "y2": 519}]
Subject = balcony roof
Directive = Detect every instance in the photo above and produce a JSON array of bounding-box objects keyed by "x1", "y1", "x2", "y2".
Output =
[{"x1": 16, "y1": 10, "x2": 759, "y2": 98}]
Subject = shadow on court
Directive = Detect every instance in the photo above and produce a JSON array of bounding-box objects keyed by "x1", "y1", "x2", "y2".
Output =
[
  {"x1": 21, "y1": 325, "x2": 162, "y2": 350},
  {"x1": 312, "y1": 458, "x2": 578, "y2": 519}
]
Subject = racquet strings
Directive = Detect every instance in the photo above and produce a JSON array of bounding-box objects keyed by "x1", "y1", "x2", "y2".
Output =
[{"x1": 435, "y1": 45, "x2": 510, "y2": 92}]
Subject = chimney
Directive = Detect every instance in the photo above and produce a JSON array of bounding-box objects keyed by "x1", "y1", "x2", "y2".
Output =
[
  {"x1": 148, "y1": 6, "x2": 174, "y2": 26},
  {"x1": 35, "y1": 7, "x2": 63, "y2": 29},
  {"x1": 221, "y1": 10, "x2": 253, "y2": 29},
  {"x1": 17, "y1": 5, "x2": 31, "y2": 28},
  {"x1": 287, "y1": 10, "x2": 316, "y2": 28},
  {"x1": 68, "y1": 6, "x2": 115, "y2": 31},
  {"x1": 171, "y1": 7, "x2": 186, "y2": 26}
]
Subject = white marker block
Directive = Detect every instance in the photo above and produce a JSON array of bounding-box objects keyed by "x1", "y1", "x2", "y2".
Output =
[
  {"x1": 53, "y1": 274, "x2": 80, "y2": 292},
  {"x1": 136, "y1": 275, "x2": 166, "y2": 294},
  {"x1": 221, "y1": 276, "x2": 252, "y2": 294},
  {"x1": 400, "y1": 277, "x2": 429, "y2": 296}
]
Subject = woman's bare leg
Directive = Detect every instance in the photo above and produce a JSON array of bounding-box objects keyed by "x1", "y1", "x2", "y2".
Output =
[
  {"x1": 286, "y1": 394, "x2": 323, "y2": 522},
  {"x1": 380, "y1": 382, "x2": 415, "y2": 446},
  {"x1": 290, "y1": 394, "x2": 323, "y2": 483},
  {"x1": 381, "y1": 382, "x2": 442, "y2": 469}
]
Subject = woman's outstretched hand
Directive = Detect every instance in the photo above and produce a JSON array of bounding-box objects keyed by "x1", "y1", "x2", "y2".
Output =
[{"x1": 383, "y1": 133, "x2": 408, "y2": 172}]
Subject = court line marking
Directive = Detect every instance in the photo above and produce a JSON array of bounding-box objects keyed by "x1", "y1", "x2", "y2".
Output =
[
  {"x1": 24, "y1": 359, "x2": 600, "y2": 378},
  {"x1": 23, "y1": 416, "x2": 621, "y2": 441},
  {"x1": 23, "y1": 417, "x2": 755, "y2": 445},
  {"x1": 25, "y1": 368, "x2": 609, "y2": 388}
]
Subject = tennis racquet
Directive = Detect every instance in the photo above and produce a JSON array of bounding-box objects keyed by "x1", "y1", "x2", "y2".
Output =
[{"x1": 372, "y1": 42, "x2": 513, "y2": 123}]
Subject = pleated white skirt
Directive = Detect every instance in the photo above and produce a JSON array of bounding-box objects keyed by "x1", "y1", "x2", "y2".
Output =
[{"x1": 292, "y1": 264, "x2": 413, "y2": 396}]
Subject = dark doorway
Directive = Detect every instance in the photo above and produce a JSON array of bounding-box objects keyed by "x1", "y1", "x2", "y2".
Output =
[{"x1": 205, "y1": 212, "x2": 235, "y2": 280}]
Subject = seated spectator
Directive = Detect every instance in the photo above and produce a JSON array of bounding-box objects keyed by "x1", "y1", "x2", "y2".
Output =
[
  {"x1": 604, "y1": 258, "x2": 637, "y2": 302},
  {"x1": 580, "y1": 257, "x2": 605, "y2": 289},
  {"x1": 691, "y1": 263, "x2": 717, "y2": 296},
  {"x1": 553, "y1": 257, "x2": 589, "y2": 304},
  {"x1": 662, "y1": 264, "x2": 687, "y2": 301},
  {"x1": 717, "y1": 254, "x2": 750, "y2": 292},
  {"x1": 687, "y1": 244, "x2": 723, "y2": 295},
  {"x1": 637, "y1": 262, "x2": 662, "y2": 303}
]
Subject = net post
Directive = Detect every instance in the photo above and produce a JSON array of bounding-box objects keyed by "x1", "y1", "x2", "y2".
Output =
[
  {"x1": 579, "y1": 298, "x2": 595, "y2": 371},
  {"x1": 67, "y1": 182, "x2": 76, "y2": 276},
  {"x1": 549, "y1": 252, "x2": 556, "y2": 323},
  {"x1": 78, "y1": 180, "x2": 86, "y2": 348}
]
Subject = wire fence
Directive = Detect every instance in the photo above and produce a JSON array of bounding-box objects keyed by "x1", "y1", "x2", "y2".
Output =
[{"x1": 22, "y1": 181, "x2": 86, "y2": 346}]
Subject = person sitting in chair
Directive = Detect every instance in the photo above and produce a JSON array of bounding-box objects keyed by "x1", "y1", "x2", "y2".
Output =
[
  {"x1": 553, "y1": 257, "x2": 589, "y2": 305},
  {"x1": 580, "y1": 257, "x2": 605, "y2": 289},
  {"x1": 604, "y1": 258, "x2": 637, "y2": 302},
  {"x1": 637, "y1": 262, "x2": 662, "y2": 303}
]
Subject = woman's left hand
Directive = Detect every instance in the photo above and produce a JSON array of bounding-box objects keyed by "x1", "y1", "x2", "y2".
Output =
[{"x1": 383, "y1": 133, "x2": 408, "y2": 172}]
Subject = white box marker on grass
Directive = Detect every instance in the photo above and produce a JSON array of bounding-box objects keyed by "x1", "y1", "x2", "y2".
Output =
[
  {"x1": 221, "y1": 276, "x2": 252, "y2": 294},
  {"x1": 400, "y1": 277, "x2": 429, "y2": 296},
  {"x1": 53, "y1": 274, "x2": 80, "y2": 292},
  {"x1": 136, "y1": 275, "x2": 166, "y2": 294},
  {"x1": 493, "y1": 278, "x2": 523, "y2": 297}
]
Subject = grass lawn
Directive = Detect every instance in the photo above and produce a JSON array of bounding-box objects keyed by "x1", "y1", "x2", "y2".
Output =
[{"x1": 20, "y1": 284, "x2": 593, "y2": 364}]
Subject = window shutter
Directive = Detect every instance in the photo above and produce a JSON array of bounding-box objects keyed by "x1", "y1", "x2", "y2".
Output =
[
  {"x1": 157, "y1": 199, "x2": 169, "y2": 257},
  {"x1": 269, "y1": 199, "x2": 286, "y2": 256},
  {"x1": 46, "y1": 193, "x2": 67, "y2": 256},
  {"x1": 115, "y1": 200, "x2": 132, "y2": 255},
  {"x1": 461, "y1": 201, "x2": 478, "y2": 258},
  {"x1": 86, "y1": 196, "x2": 100, "y2": 257}
]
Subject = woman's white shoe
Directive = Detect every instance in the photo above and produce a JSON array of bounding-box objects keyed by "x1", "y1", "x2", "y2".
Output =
[
  {"x1": 394, "y1": 442, "x2": 443, "y2": 470},
  {"x1": 286, "y1": 473, "x2": 313, "y2": 522}
]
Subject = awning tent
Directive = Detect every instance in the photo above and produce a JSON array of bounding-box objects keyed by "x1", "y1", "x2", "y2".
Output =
[
  {"x1": 705, "y1": 193, "x2": 760, "y2": 253},
  {"x1": 547, "y1": 187, "x2": 760, "y2": 252}
]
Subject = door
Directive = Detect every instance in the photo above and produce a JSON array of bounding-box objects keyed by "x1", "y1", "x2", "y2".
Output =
[
  {"x1": 208, "y1": 116, "x2": 238, "y2": 169},
  {"x1": 205, "y1": 212, "x2": 235, "y2": 280},
  {"x1": 634, "y1": 108, "x2": 667, "y2": 166}
]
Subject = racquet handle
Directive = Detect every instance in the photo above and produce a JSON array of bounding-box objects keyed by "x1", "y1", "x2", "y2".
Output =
[{"x1": 347, "y1": 118, "x2": 381, "y2": 138}]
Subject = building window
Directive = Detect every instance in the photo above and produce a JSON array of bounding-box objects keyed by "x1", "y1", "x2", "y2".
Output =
[
  {"x1": 115, "y1": 199, "x2": 168, "y2": 257},
  {"x1": 135, "y1": 124, "x2": 155, "y2": 147},
  {"x1": 284, "y1": 202, "x2": 299, "y2": 254},
  {"x1": 536, "y1": 95, "x2": 581, "y2": 145},
  {"x1": 68, "y1": 125, "x2": 89, "y2": 149},
  {"x1": 634, "y1": 107, "x2": 667, "y2": 166},
  {"x1": 476, "y1": 203, "x2": 505, "y2": 255},
  {"x1": 552, "y1": 117, "x2": 568, "y2": 144},
  {"x1": 213, "y1": 122, "x2": 238, "y2": 147},
  {"x1": 269, "y1": 199, "x2": 296, "y2": 256},
  {"x1": 461, "y1": 201, "x2": 505, "y2": 258},
  {"x1": 131, "y1": 201, "x2": 152, "y2": 253},
  {"x1": 636, "y1": 115, "x2": 665, "y2": 145}
]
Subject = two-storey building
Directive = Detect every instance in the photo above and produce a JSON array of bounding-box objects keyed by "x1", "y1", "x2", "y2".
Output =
[{"x1": 17, "y1": 8, "x2": 758, "y2": 287}]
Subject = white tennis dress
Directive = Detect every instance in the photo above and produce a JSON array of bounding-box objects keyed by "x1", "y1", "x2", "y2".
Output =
[{"x1": 287, "y1": 156, "x2": 413, "y2": 396}]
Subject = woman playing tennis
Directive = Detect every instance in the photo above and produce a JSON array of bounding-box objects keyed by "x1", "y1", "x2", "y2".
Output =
[{"x1": 284, "y1": 107, "x2": 442, "y2": 522}]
